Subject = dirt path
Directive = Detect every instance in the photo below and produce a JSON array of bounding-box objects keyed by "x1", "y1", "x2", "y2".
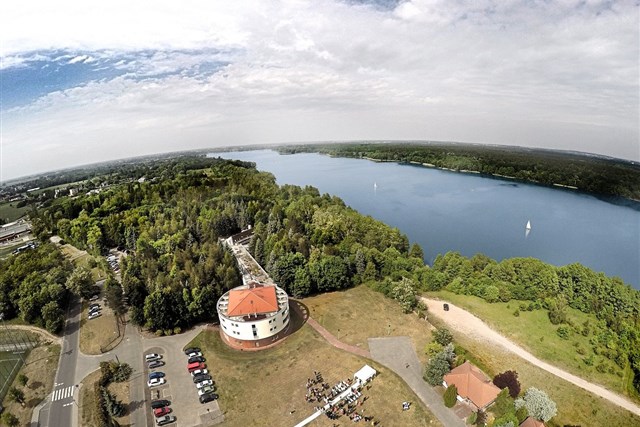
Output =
[
  {"x1": 422, "y1": 297, "x2": 640, "y2": 416},
  {"x1": 5, "y1": 324, "x2": 62, "y2": 344}
]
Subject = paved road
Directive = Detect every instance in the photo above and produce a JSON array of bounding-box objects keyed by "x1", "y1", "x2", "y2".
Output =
[
  {"x1": 368, "y1": 336, "x2": 465, "y2": 427},
  {"x1": 422, "y1": 297, "x2": 640, "y2": 416},
  {"x1": 42, "y1": 297, "x2": 82, "y2": 427}
]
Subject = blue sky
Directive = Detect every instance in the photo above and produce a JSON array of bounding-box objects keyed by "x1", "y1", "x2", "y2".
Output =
[{"x1": 1, "y1": 0, "x2": 638, "y2": 181}]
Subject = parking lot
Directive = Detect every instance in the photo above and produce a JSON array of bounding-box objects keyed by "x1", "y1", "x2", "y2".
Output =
[{"x1": 144, "y1": 339, "x2": 223, "y2": 426}]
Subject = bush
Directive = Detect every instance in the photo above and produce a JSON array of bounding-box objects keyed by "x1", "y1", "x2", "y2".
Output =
[
  {"x1": 17, "y1": 374, "x2": 28, "y2": 386},
  {"x1": 493, "y1": 370, "x2": 521, "y2": 399},
  {"x1": 433, "y1": 328, "x2": 453, "y2": 346},
  {"x1": 444, "y1": 384, "x2": 458, "y2": 407},
  {"x1": 173, "y1": 326, "x2": 182, "y2": 335},
  {"x1": 1, "y1": 412, "x2": 19, "y2": 427},
  {"x1": 513, "y1": 309, "x2": 520, "y2": 317},
  {"x1": 556, "y1": 326, "x2": 570, "y2": 340},
  {"x1": 515, "y1": 387, "x2": 557, "y2": 422}
]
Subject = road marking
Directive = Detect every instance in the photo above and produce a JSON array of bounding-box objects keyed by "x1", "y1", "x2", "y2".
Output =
[{"x1": 52, "y1": 385, "x2": 75, "y2": 402}]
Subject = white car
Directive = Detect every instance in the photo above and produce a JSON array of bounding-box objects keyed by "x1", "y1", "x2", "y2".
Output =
[
  {"x1": 187, "y1": 351, "x2": 202, "y2": 358},
  {"x1": 145, "y1": 353, "x2": 162, "y2": 362},
  {"x1": 147, "y1": 377, "x2": 165, "y2": 388},
  {"x1": 88, "y1": 312, "x2": 101, "y2": 320},
  {"x1": 190, "y1": 369, "x2": 208, "y2": 377},
  {"x1": 198, "y1": 386, "x2": 215, "y2": 396},
  {"x1": 196, "y1": 379, "x2": 213, "y2": 389}
]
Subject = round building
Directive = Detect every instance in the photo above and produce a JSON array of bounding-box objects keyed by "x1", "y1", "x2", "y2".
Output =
[{"x1": 217, "y1": 282, "x2": 290, "y2": 350}]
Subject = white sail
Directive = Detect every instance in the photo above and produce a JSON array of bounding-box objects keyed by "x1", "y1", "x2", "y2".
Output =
[
  {"x1": 526, "y1": 220, "x2": 531, "y2": 230},
  {"x1": 374, "y1": 182, "x2": 377, "y2": 189}
]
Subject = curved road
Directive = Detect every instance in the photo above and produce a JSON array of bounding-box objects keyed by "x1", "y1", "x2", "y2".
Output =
[{"x1": 422, "y1": 297, "x2": 640, "y2": 416}]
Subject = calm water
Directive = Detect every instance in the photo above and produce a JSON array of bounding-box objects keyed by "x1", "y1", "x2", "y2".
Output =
[{"x1": 211, "y1": 150, "x2": 640, "y2": 289}]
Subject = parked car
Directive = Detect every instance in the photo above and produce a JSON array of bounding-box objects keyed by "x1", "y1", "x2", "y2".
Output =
[
  {"x1": 147, "y1": 378, "x2": 166, "y2": 388},
  {"x1": 196, "y1": 379, "x2": 213, "y2": 389},
  {"x1": 443, "y1": 303, "x2": 450, "y2": 311},
  {"x1": 198, "y1": 385, "x2": 216, "y2": 396},
  {"x1": 154, "y1": 406, "x2": 171, "y2": 417},
  {"x1": 156, "y1": 415, "x2": 176, "y2": 425},
  {"x1": 88, "y1": 312, "x2": 101, "y2": 320},
  {"x1": 190, "y1": 369, "x2": 208, "y2": 377},
  {"x1": 188, "y1": 356, "x2": 205, "y2": 364},
  {"x1": 187, "y1": 362, "x2": 205, "y2": 372},
  {"x1": 199, "y1": 393, "x2": 218, "y2": 404},
  {"x1": 89, "y1": 306, "x2": 101, "y2": 314},
  {"x1": 151, "y1": 399, "x2": 170, "y2": 409},
  {"x1": 192, "y1": 373, "x2": 211, "y2": 383},
  {"x1": 89, "y1": 294, "x2": 100, "y2": 301},
  {"x1": 145, "y1": 353, "x2": 162, "y2": 362},
  {"x1": 186, "y1": 351, "x2": 202, "y2": 358},
  {"x1": 149, "y1": 372, "x2": 165, "y2": 380},
  {"x1": 184, "y1": 347, "x2": 200, "y2": 355},
  {"x1": 89, "y1": 303, "x2": 100, "y2": 309},
  {"x1": 148, "y1": 360, "x2": 165, "y2": 369}
]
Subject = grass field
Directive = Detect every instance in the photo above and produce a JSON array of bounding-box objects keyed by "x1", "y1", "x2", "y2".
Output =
[
  {"x1": 79, "y1": 369, "x2": 131, "y2": 427},
  {"x1": 427, "y1": 291, "x2": 634, "y2": 398},
  {"x1": 0, "y1": 344, "x2": 60, "y2": 426},
  {"x1": 79, "y1": 301, "x2": 121, "y2": 355},
  {"x1": 303, "y1": 284, "x2": 434, "y2": 363},
  {"x1": 427, "y1": 312, "x2": 640, "y2": 427},
  {"x1": 59, "y1": 244, "x2": 106, "y2": 281},
  {"x1": 186, "y1": 323, "x2": 441, "y2": 427},
  {"x1": 0, "y1": 202, "x2": 30, "y2": 223}
]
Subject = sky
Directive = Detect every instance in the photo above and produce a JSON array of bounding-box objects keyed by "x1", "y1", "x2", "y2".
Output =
[{"x1": 1, "y1": 0, "x2": 638, "y2": 181}]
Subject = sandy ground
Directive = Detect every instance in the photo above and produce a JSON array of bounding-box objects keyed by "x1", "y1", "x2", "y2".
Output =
[{"x1": 422, "y1": 297, "x2": 640, "y2": 416}]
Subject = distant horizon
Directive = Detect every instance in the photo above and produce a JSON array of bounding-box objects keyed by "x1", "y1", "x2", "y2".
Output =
[
  {"x1": 2, "y1": 140, "x2": 637, "y2": 185},
  {"x1": 1, "y1": 1, "x2": 638, "y2": 184}
]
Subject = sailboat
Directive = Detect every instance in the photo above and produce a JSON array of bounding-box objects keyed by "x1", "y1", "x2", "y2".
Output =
[
  {"x1": 374, "y1": 182, "x2": 377, "y2": 190},
  {"x1": 526, "y1": 220, "x2": 531, "y2": 230}
]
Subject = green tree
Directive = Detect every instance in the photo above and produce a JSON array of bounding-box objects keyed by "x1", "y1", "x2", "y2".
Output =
[
  {"x1": 42, "y1": 301, "x2": 65, "y2": 333},
  {"x1": 17, "y1": 374, "x2": 28, "y2": 387},
  {"x1": 66, "y1": 266, "x2": 94, "y2": 299},
  {"x1": 104, "y1": 276, "x2": 125, "y2": 316},
  {"x1": 390, "y1": 278, "x2": 418, "y2": 313},
  {"x1": 8, "y1": 386, "x2": 25, "y2": 405},
  {"x1": 443, "y1": 384, "x2": 458, "y2": 408}
]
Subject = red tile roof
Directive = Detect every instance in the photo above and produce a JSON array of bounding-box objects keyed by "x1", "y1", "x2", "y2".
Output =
[
  {"x1": 520, "y1": 417, "x2": 545, "y2": 427},
  {"x1": 227, "y1": 285, "x2": 279, "y2": 317},
  {"x1": 443, "y1": 361, "x2": 500, "y2": 408}
]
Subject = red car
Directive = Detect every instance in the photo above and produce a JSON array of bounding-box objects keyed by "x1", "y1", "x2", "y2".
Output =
[
  {"x1": 188, "y1": 362, "x2": 206, "y2": 372},
  {"x1": 154, "y1": 406, "x2": 171, "y2": 417}
]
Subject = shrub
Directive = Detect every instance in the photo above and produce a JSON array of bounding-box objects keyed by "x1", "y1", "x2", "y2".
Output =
[
  {"x1": 515, "y1": 387, "x2": 557, "y2": 422},
  {"x1": 8, "y1": 387, "x2": 25, "y2": 404},
  {"x1": 17, "y1": 374, "x2": 28, "y2": 386},
  {"x1": 433, "y1": 328, "x2": 453, "y2": 346},
  {"x1": 425, "y1": 341, "x2": 444, "y2": 357},
  {"x1": 556, "y1": 326, "x2": 570, "y2": 340},
  {"x1": 444, "y1": 384, "x2": 458, "y2": 408},
  {"x1": 173, "y1": 326, "x2": 182, "y2": 335},
  {"x1": 1, "y1": 412, "x2": 19, "y2": 427},
  {"x1": 512, "y1": 309, "x2": 520, "y2": 317}
]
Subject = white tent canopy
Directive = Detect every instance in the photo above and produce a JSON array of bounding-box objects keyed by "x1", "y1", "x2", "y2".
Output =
[{"x1": 354, "y1": 365, "x2": 377, "y2": 385}]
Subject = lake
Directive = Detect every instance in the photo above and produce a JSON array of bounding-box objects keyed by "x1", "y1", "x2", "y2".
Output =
[{"x1": 210, "y1": 149, "x2": 640, "y2": 289}]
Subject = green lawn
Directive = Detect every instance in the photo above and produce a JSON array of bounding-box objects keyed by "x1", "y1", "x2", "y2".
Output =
[
  {"x1": 427, "y1": 291, "x2": 634, "y2": 398},
  {"x1": 0, "y1": 202, "x2": 30, "y2": 223},
  {"x1": 186, "y1": 321, "x2": 441, "y2": 427}
]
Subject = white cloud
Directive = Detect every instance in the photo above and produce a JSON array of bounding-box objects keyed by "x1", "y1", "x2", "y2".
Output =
[{"x1": 1, "y1": 0, "x2": 638, "y2": 180}]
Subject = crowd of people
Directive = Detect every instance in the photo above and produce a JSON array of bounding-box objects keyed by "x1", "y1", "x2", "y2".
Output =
[{"x1": 303, "y1": 370, "x2": 380, "y2": 425}]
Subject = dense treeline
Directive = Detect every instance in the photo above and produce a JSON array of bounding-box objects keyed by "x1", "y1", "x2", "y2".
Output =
[
  {"x1": 25, "y1": 155, "x2": 640, "y2": 394},
  {"x1": 34, "y1": 156, "x2": 425, "y2": 334},
  {"x1": 278, "y1": 143, "x2": 640, "y2": 201},
  {"x1": 0, "y1": 243, "x2": 74, "y2": 332},
  {"x1": 425, "y1": 251, "x2": 640, "y2": 395}
]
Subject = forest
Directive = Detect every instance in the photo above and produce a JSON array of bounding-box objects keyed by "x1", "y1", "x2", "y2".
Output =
[
  {"x1": 278, "y1": 142, "x2": 640, "y2": 201},
  {"x1": 4, "y1": 154, "x2": 638, "y2": 394}
]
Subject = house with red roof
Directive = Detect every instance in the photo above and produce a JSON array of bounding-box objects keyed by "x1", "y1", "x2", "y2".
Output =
[{"x1": 442, "y1": 361, "x2": 501, "y2": 409}]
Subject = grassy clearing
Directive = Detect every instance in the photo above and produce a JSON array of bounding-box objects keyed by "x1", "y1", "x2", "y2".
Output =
[
  {"x1": 0, "y1": 344, "x2": 60, "y2": 426},
  {"x1": 79, "y1": 302, "x2": 121, "y2": 355},
  {"x1": 59, "y1": 244, "x2": 106, "y2": 281},
  {"x1": 427, "y1": 314, "x2": 639, "y2": 427},
  {"x1": 79, "y1": 370, "x2": 131, "y2": 427},
  {"x1": 428, "y1": 291, "x2": 631, "y2": 397},
  {"x1": 303, "y1": 284, "x2": 434, "y2": 363},
  {"x1": 186, "y1": 324, "x2": 441, "y2": 427},
  {"x1": 0, "y1": 202, "x2": 30, "y2": 223}
]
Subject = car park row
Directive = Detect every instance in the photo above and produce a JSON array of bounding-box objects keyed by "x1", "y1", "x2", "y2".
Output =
[
  {"x1": 146, "y1": 353, "x2": 176, "y2": 425},
  {"x1": 184, "y1": 347, "x2": 219, "y2": 404}
]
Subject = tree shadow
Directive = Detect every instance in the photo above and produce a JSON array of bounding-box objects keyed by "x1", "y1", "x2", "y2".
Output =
[
  {"x1": 28, "y1": 381, "x2": 43, "y2": 390},
  {"x1": 126, "y1": 399, "x2": 146, "y2": 415}
]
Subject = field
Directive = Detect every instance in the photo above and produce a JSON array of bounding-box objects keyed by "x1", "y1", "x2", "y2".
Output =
[
  {"x1": 0, "y1": 344, "x2": 61, "y2": 426},
  {"x1": 427, "y1": 291, "x2": 634, "y2": 397},
  {"x1": 79, "y1": 370, "x2": 131, "y2": 427},
  {"x1": 186, "y1": 323, "x2": 441, "y2": 427},
  {"x1": 303, "y1": 284, "x2": 434, "y2": 363},
  {"x1": 0, "y1": 201, "x2": 30, "y2": 223},
  {"x1": 59, "y1": 243, "x2": 107, "y2": 281},
  {"x1": 427, "y1": 308, "x2": 640, "y2": 427}
]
